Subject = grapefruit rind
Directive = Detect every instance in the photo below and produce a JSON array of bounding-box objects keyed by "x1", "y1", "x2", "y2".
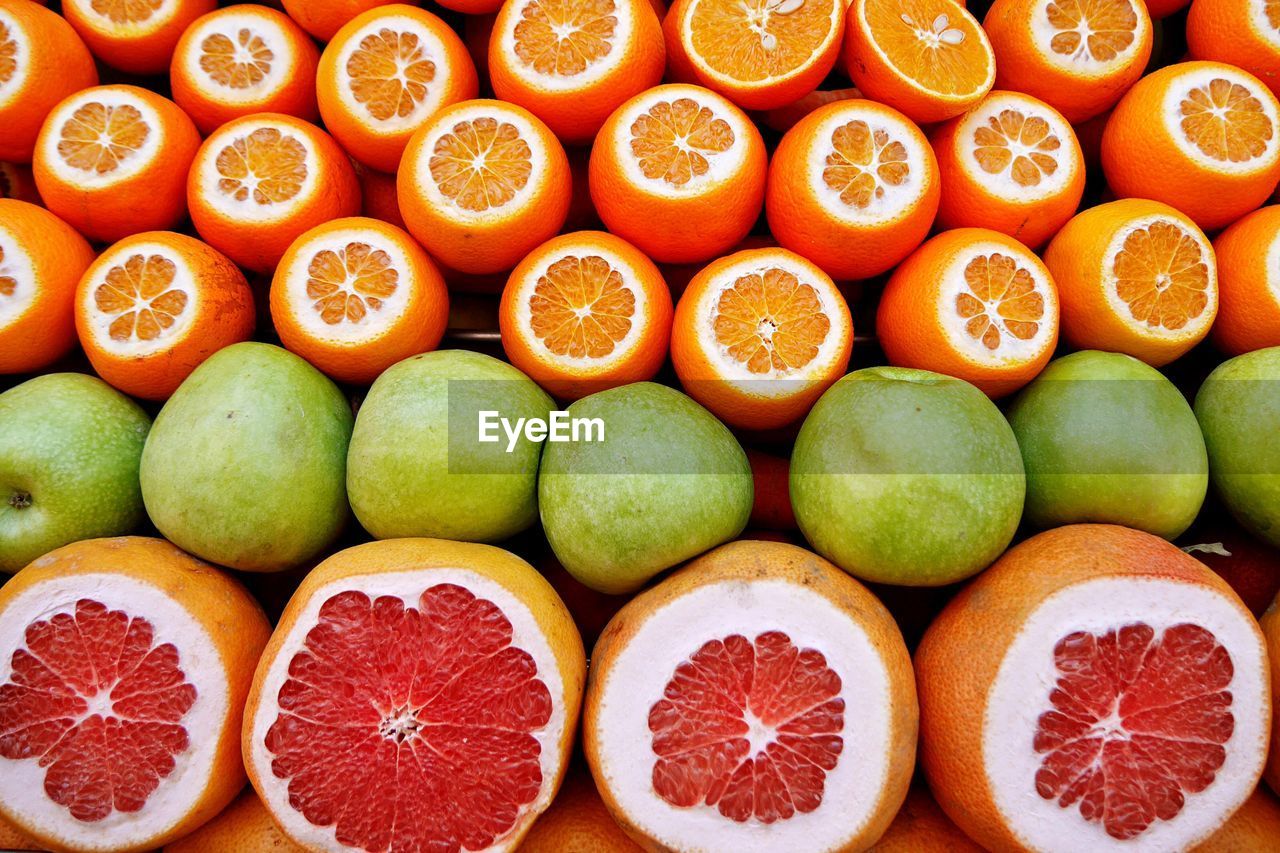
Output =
[
  {"x1": 0, "y1": 227, "x2": 35, "y2": 332},
  {"x1": 77, "y1": 239, "x2": 200, "y2": 359},
  {"x1": 495, "y1": 0, "x2": 637, "y2": 92},
  {"x1": 177, "y1": 12, "x2": 297, "y2": 106},
  {"x1": 192, "y1": 118, "x2": 323, "y2": 224},
  {"x1": 1161, "y1": 65, "x2": 1280, "y2": 175},
  {"x1": 39, "y1": 89, "x2": 165, "y2": 190},
  {"x1": 1028, "y1": 0, "x2": 1151, "y2": 78},
  {"x1": 0, "y1": 9, "x2": 29, "y2": 109},
  {"x1": 953, "y1": 92, "x2": 1081, "y2": 202}
]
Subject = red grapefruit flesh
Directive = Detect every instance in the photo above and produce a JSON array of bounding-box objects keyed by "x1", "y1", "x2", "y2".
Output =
[
  {"x1": 0, "y1": 599, "x2": 196, "y2": 823},
  {"x1": 262, "y1": 583, "x2": 553, "y2": 851},
  {"x1": 647, "y1": 630, "x2": 844, "y2": 824}
]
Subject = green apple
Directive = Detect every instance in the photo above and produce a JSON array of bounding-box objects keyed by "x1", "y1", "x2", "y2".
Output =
[
  {"x1": 538, "y1": 382, "x2": 752, "y2": 594},
  {"x1": 0, "y1": 373, "x2": 150, "y2": 572},
  {"x1": 1008, "y1": 351, "x2": 1207, "y2": 539},
  {"x1": 791, "y1": 366, "x2": 1024, "y2": 586},
  {"x1": 140, "y1": 342, "x2": 352, "y2": 572},
  {"x1": 347, "y1": 350, "x2": 555, "y2": 542},
  {"x1": 1195, "y1": 346, "x2": 1280, "y2": 546}
]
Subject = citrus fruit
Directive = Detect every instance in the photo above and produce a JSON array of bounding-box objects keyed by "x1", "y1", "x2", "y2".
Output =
[
  {"x1": 354, "y1": 161, "x2": 406, "y2": 229},
  {"x1": 1210, "y1": 205, "x2": 1280, "y2": 356},
  {"x1": 0, "y1": 536, "x2": 271, "y2": 852},
  {"x1": 844, "y1": 0, "x2": 996, "y2": 124},
  {"x1": 489, "y1": 0, "x2": 666, "y2": 144},
  {"x1": 982, "y1": 0, "x2": 1153, "y2": 123},
  {"x1": 584, "y1": 540, "x2": 917, "y2": 851},
  {"x1": 1180, "y1": 517, "x2": 1280, "y2": 618},
  {"x1": 870, "y1": 786, "x2": 985, "y2": 852},
  {"x1": 270, "y1": 216, "x2": 449, "y2": 385},
  {"x1": 317, "y1": 4, "x2": 479, "y2": 173},
  {"x1": 0, "y1": 813, "x2": 39, "y2": 851},
  {"x1": 1102, "y1": 60, "x2": 1280, "y2": 231},
  {"x1": 760, "y1": 85, "x2": 864, "y2": 133},
  {"x1": 1043, "y1": 198, "x2": 1218, "y2": 367},
  {"x1": 931, "y1": 90, "x2": 1086, "y2": 248},
  {"x1": 499, "y1": 230, "x2": 673, "y2": 400},
  {"x1": 0, "y1": 162, "x2": 40, "y2": 204},
  {"x1": 668, "y1": 0, "x2": 846, "y2": 111},
  {"x1": 0, "y1": 199, "x2": 94, "y2": 375},
  {"x1": 75, "y1": 232, "x2": 256, "y2": 401},
  {"x1": 670, "y1": 247, "x2": 853, "y2": 430},
  {"x1": 164, "y1": 788, "x2": 302, "y2": 852},
  {"x1": 589, "y1": 83, "x2": 767, "y2": 264},
  {"x1": 518, "y1": 769, "x2": 639, "y2": 852},
  {"x1": 242, "y1": 537, "x2": 587, "y2": 852},
  {"x1": 916, "y1": 523, "x2": 1271, "y2": 851},
  {"x1": 33, "y1": 85, "x2": 202, "y2": 243},
  {"x1": 399, "y1": 98, "x2": 572, "y2": 274},
  {"x1": 1188, "y1": 0, "x2": 1280, "y2": 98},
  {"x1": 188, "y1": 113, "x2": 362, "y2": 274},
  {"x1": 1193, "y1": 786, "x2": 1280, "y2": 851},
  {"x1": 876, "y1": 227, "x2": 1060, "y2": 397},
  {"x1": 0, "y1": 0, "x2": 97, "y2": 163},
  {"x1": 1263, "y1": 597, "x2": 1280, "y2": 794},
  {"x1": 280, "y1": 0, "x2": 401, "y2": 42},
  {"x1": 61, "y1": 0, "x2": 216, "y2": 75},
  {"x1": 170, "y1": 4, "x2": 322, "y2": 135},
  {"x1": 765, "y1": 98, "x2": 941, "y2": 281}
]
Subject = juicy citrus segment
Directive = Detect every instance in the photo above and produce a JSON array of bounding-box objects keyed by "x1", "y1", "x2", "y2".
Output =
[
  {"x1": 629, "y1": 98, "x2": 736, "y2": 187},
  {"x1": 429, "y1": 117, "x2": 533, "y2": 211},
  {"x1": 688, "y1": 0, "x2": 839, "y2": 83},
  {"x1": 529, "y1": 254, "x2": 635, "y2": 358},
  {"x1": 0, "y1": 599, "x2": 196, "y2": 823},
  {"x1": 513, "y1": 0, "x2": 618, "y2": 76},
  {"x1": 955, "y1": 253, "x2": 1045, "y2": 350},
  {"x1": 56, "y1": 102, "x2": 150, "y2": 175},
  {"x1": 648, "y1": 630, "x2": 845, "y2": 824},
  {"x1": 972, "y1": 109, "x2": 1062, "y2": 186},
  {"x1": 92, "y1": 253, "x2": 189, "y2": 344},
  {"x1": 1033, "y1": 622, "x2": 1235, "y2": 841},
  {"x1": 713, "y1": 267, "x2": 832, "y2": 374},
  {"x1": 263, "y1": 584, "x2": 553, "y2": 852},
  {"x1": 1044, "y1": 0, "x2": 1138, "y2": 64},
  {"x1": 305, "y1": 242, "x2": 400, "y2": 326},
  {"x1": 823, "y1": 119, "x2": 910, "y2": 207},
  {"x1": 1179, "y1": 77, "x2": 1275, "y2": 164},
  {"x1": 862, "y1": 0, "x2": 990, "y2": 95},
  {"x1": 199, "y1": 28, "x2": 274, "y2": 89},
  {"x1": 1112, "y1": 221, "x2": 1211, "y2": 331},
  {"x1": 91, "y1": 0, "x2": 163, "y2": 25},
  {"x1": 214, "y1": 127, "x2": 308, "y2": 205},
  {"x1": 0, "y1": 22, "x2": 16, "y2": 88},
  {"x1": 346, "y1": 28, "x2": 436, "y2": 123}
]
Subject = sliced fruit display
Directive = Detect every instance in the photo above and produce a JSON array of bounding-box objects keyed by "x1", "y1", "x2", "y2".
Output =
[
  {"x1": 877, "y1": 227, "x2": 1060, "y2": 398},
  {"x1": 75, "y1": 232, "x2": 256, "y2": 401},
  {"x1": 518, "y1": 768, "x2": 639, "y2": 852},
  {"x1": 670, "y1": 246, "x2": 853, "y2": 430},
  {"x1": 243, "y1": 538, "x2": 586, "y2": 853},
  {"x1": 270, "y1": 216, "x2": 449, "y2": 386},
  {"x1": 317, "y1": 4, "x2": 479, "y2": 173},
  {"x1": 584, "y1": 539, "x2": 916, "y2": 852},
  {"x1": 669, "y1": 0, "x2": 846, "y2": 111},
  {"x1": 1103, "y1": 60, "x2": 1280, "y2": 231},
  {"x1": 1187, "y1": 0, "x2": 1280, "y2": 98},
  {"x1": 499, "y1": 230, "x2": 673, "y2": 400},
  {"x1": 1210, "y1": 205, "x2": 1280, "y2": 356},
  {"x1": 33, "y1": 85, "x2": 202, "y2": 243},
  {"x1": 931, "y1": 90, "x2": 1086, "y2": 248},
  {"x1": 489, "y1": 0, "x2": 666, "y2": 144},
  {"x1": 0, "y1": 537, "x2": 271, "y2": 853},
  {"x1": 188, "y1": 113, "x2": 361, "y2": 274},
  {"x1": 1044, "y1": 198, "x2": 1218, "y2": 367},
  {"x1": 170, "y1": 4, "x2": 321, "y2": 135},
  {"x1": 60, "y1": 0, "x2": 215, "y2": 75},
  {"x1": 844, "y1": 0, "x2": 996, "y2": 124},
  {"x1": 164, "y1": 787, "x2": 302, "y2": 853},
  {"x1": 869, "y1": 785, "x2": 984, "y2": 852},
  {"x1": 399, "y1": 98, "x2": 572, "y2": 275},
  {"x1": 589, "y1": 83, "x2": 767, "y2": 264},
  {"x1": 982, "y1": 0, "x2": 1153, "y2": 123},
  {"x1": 916, "y1": 524, "x2": 1271, "y2": 852},
  {"x1": 765, "y1": 98, "x2": 941, "y2": 281}
]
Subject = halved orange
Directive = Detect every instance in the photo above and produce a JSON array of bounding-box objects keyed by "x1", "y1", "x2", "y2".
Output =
[
  {"x1": 876, "y1": 227, "x2": 1060, "y2": 397},
  {"x1": 671, "y1": 246, "x2": 853, "y2": 430},
  {"x1": 844, "y1": 0, "x2": 996, "y2": 123},
  {"x1": 270, "y1": 216, "x2": 450, "y2": 385},
  {"x1": 75, "y1": 232, "x2": 256, "y2": 400},
  {"x1": 317, "y1": 4, "x2": 479, "y2": 172},
  {"x1": 499, "y1": 230, "x2": 673, "y2": 399},
  {"x1": 188, "y1": 113, "x2": 362, "y2": 273},
  {"x1": 1188, "y1": 0, "x2": 1280, "y2": 98},
  {"x1": 61, "y1": 0, "x2": 216, "y2": 75},
  {"x1": 1043, "y1": 198, "x2": 1218, "y2": 366}
]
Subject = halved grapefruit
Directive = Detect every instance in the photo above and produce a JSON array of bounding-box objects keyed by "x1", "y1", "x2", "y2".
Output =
[
  {"x1": 584, "y1": 539, "x2": 916, "y2": 852},
  {"x1": 243, "y1": 538, "x2": 587, "y2": 852},
  {"x1": 0, "y1": 537, "x2": 270, "y2": 853},
  {"x1": 917, "y1": 524, "x2": 1271, "y2": 852}
]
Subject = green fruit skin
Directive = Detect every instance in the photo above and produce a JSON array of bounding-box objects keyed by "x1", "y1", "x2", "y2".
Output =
[
  {"x1": 1195, "y1": 346, "x2": 1280, "y2": 547},
  {"x1": 140, "y1": 342, "x2": 353, "y2": 572},
  {"x1": 347, "y1": 350, "x2": 555, "y2": 543},
  {"x1": 1008, "y1": 351, "x2": 1207, "y2": 540},
  {"x1": 0, "y1": 374, "x2": 151, "y2": 573},
  {"x1": 538, "y1": 382, "x2": 752, "y2": 594},
  {"x1": 791, "y1": 367, "x2": 1024, "y2": 586}
]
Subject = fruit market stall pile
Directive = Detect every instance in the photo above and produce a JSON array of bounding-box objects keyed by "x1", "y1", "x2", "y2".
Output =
[{"x1": 3, "y1": 0, "x2": 1280, "y2": 850}]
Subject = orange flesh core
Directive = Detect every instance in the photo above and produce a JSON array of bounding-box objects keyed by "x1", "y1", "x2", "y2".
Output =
[
  {"x1": 823, "y1": 119, "x2": 909, "y2": 207},
  {"x1": 630, "y1": 98, "x2": 735, "y2": 187},
  {"x1": 1045, "y1": 0, "x2": 1136, "y2": 63},
  {"x1": 215, "y1": 127, "x2": 308, "y2": 205},
  {"x1": 529, "y1": 254, "x2": 635, "y2": 358},
  {"x1": 973, "y1": 109, "x2": 1061, "y2": 187},
  {"x1": 1179, "y1": 78, "x2": 1274, "y2": 164},
  {"x1": 1112, "y1": 220, "x2": 1210, "y2": 330},
  {"x1": 347, "y1": 28, "x2": 436, "y2": 122},
  {"x1": 0, "y1": 245, "x2": 15, "y2": 299},
  {"x1": 955, "y1": 253, "x2": 1043, "y2": 350},
  {"x1": 713, "y1": 267, "x2": 830, "y2": 374},
  {"x1": 306, "y1": 242, "x2": 400, "y2": 326},
  {"x1": 862, "y1": 0, "x2": 988, "y2": 95},
  {"x1": 200, "y1": 28, "x2": 275, "y2": 89},
  {"x1": 688, "y1": 0, "x2": 837, "y2": 82},
  {"x1": 58, "y1": 103, "x2": 150, "y2": 175},
  {"x1": 430, "y1": 117, "x2": 533, "y2": 211},
  {"x1": 92, "y1": 0, "x2": 163, "y2": 25},
  {"x1": 94, "y1": 254, "x2": 188, "y2": 343},
  {"x1": 514, "y1": 0, "x2": 618, "y2": 76}
]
